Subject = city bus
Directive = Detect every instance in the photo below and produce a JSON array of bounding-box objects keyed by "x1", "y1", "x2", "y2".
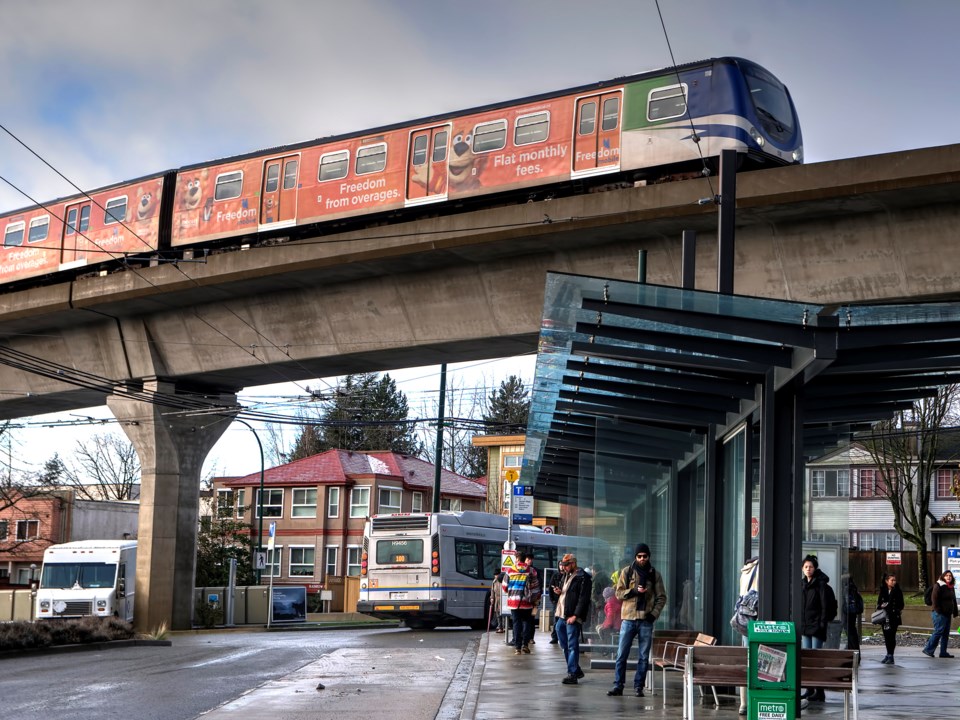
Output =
[{"x1": 356, "y1": 511, "x2": 611, "y2": 629}]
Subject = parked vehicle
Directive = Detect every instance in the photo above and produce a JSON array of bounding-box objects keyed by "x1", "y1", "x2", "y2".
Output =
[{"x1": 35, "y1": 540, "x2": 136, "y2": 622}]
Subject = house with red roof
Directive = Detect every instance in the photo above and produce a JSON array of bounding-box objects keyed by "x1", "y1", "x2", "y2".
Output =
[{"x1": 212, "y1": 449, "x2": 485, "y2": 590}]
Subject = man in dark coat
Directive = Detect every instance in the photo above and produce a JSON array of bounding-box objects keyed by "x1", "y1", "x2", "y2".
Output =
[{"x1": 554, "y1": 552, "x2": 592, "y2": 685}]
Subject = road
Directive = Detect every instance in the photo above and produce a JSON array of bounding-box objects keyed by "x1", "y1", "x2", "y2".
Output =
[{"x1": 0, "y1": 626, "x2": 481, "y2": 720}]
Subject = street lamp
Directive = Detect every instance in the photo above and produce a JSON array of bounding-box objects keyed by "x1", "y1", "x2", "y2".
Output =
[{"x1": 233, "y1": 418, "x2": 265, "y2": 584}]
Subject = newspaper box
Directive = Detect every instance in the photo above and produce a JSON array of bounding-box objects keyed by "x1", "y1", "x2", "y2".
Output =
[{"x1": 747, "y1": 620, "x2": 798, "y2": 720}]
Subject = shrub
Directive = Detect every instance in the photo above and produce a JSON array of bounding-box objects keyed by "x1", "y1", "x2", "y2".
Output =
[{"x1": 0, "y1": 617, "x2": 134, "y2": 652}]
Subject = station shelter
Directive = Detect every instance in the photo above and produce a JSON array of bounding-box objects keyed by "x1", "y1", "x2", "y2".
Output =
[{"x1": 523, "y1": 271, "x2": 960, "y2": 642}]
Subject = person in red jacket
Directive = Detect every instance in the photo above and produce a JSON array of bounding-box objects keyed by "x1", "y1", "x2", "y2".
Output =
[
  {"x1": 502, "y1": 551, "x2": 541, "y2": 655},
  {"x1": 596, "y1": 586, "x2": 623, "y2": 651}
]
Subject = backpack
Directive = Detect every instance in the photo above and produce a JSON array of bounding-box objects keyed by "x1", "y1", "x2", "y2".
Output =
[
  {"x1": 730, "y1": 589, "x2": 759, "y2": 636},
  {"x1": 822, "y1": 584, "x2": 838, "y2": 623},
  {"x1": 925, "y1": 584, "x2": 935, "y2": 606},
  {"x1": 847, "y1": 588, "x2": 864, "y2": 615}
]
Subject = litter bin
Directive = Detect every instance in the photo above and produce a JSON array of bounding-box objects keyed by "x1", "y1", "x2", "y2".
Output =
[{"x1": 747, "y1": 620, "x2": 798, "y2": 720}]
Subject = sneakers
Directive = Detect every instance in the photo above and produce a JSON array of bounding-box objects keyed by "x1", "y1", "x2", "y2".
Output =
[
  {"x1": 800, "y1": 698, "x2": 809, "y2": 710},
  {"x1": 809, "y1": 689, "x2": 825, "y2": 702},
  {"x1": 562, "y1": 673, "x2": 578, "y2": 685},
  {"x1": 738, "y1": 706, "x2": 747, "y2": 716},
  {"x1": 522, "y1": 644, "x2": 531, "y2": 654},
  {"x1": 941, "y1": 652, "x2": 955, "y2": 658},
  {"x1": 607, "y1": 686, "x2": 623, "y2": 696},
  {"x1": 514, "y1": 648, "x2": 522, "y2": 655},
  {"x1": 922, "y1": 648, "x2": 936, "y2": 657},
  {"x1": 549, "y1": 638, "x2": 559, "y2": 644},
  {"x1": 576, "y1": 667, "x2": 585, "y2": 679},
  {"x1": 881, "y1": 654, "x2": 893, "y2": 664},
  {"x1": 635, "y1": 687, "x2": 644, "y2": 697},
  {"x1": 495, "y1": 627, "x2": 505, "y2": 633}
]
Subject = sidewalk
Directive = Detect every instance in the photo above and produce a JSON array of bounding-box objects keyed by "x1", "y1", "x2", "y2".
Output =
[{"x1": 463, "y1": 632, "x2": 960, "y2": 719}]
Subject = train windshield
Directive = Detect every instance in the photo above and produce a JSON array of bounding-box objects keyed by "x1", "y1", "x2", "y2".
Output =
[
  {"x1": 741, "y1": 62, "x2": 794, "y2": 133},
  {"x1": 40, "y1": 562, "x2": 117, "y2": 589}
]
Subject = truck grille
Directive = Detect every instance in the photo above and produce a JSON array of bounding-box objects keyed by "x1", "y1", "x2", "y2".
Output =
[{"x1": 58, "y1": 601, "x2": 93, "y2": 616}]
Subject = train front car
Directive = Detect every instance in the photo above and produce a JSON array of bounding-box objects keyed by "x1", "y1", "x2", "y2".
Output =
[{"x1": 718, "y1": 57, "x2": 803, "y2": 167}]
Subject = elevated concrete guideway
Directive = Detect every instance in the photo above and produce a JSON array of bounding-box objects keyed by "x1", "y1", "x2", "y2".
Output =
[{"x1": 2, "y1": 143, "x2": 960, "y2": 631}]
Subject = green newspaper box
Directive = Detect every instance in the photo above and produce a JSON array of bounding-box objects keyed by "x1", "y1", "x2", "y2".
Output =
[{"x1": 747, "y1": 620, "x2": 798, "y2": 720}]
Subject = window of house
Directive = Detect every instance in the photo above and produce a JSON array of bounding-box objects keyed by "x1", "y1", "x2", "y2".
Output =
[
  {"x1": 327, "y1": 487, "x2": 340, "y2": 518},
  {"x1": 325, "y1": 546, "x2": 338, "y2": 576},
  {"x1": 412, "y1": 492, "x2": 423, "y2": 513},
  {"x1": 858, "y1": 468, "x2": 884, "y2": 498},
  {"x1": 503, "y1": 455, "x2": 521, "y2": 467},
  {"x1": 256, "y1": 488, "x2": 284, "y2": 517},
  {"x1": 214, "y1": 171, "x2": 243, "y2": 200},
  {"x1": 346, "y1": 546, "x2": 362, "y2": 576},
  {"x1": 440, "y1": 497, "x2": 462, "y2": 512},
  {"x1": 292, "y1": 488, "x2": 317, "y2": 518},
  {"x1": 856, "y1": 532, "x2": 901, "y2": 551},
  {"x1": 319, "y1": 150, "x2": 349, "y2": 181},
  {"x1": 378, "y1": 487, "x2": 401, "y2": 514},
  {"x1": 937, "y1": 468, "x2": 956, "y2": 499},
  {"x1": 648, "y1": 84, "x2": 688, "y2": 121},
  {"x1": 811, "y1": 469, "x2": 849, "y2": 497},
  {"x1": 0, "y1": 520, "x2": 7, "y2": 540},
  {"x1": 28, "y1": 217, "x2": 49, "y2": 243},
  {"x1": 356, "y1": 143, "x2": 387, "y2": 175},
  {"x1": 217, "y1": 489, "x2": 235, "y2": 518},
  {"x1": 267, "y1": 547, "x2": 282, "y2": 577},
  {"x1": 104, "y1": 196, "x2": 127, "y2": 225},
  {"x1": 235, "y1": 489, "x2": 246, "y2": 519},
  {"x1": 289, "y1": 546, "x2": 315, "y2": 577},
  {"x1": 4, "y1": 221, "x2": 24, "y2": 247},
  {"x1": 514, "y1": 112, "x2": 549, "y2": 146},
  {"x1": 472, "y1": 120, "x2": 507, "y2": 153},
  {"x1": 350, "y1": 487, "x2": 370, "y2": 518},
  {"x1": 16, "y1": 519, "x2": 39, "y2": 540}
]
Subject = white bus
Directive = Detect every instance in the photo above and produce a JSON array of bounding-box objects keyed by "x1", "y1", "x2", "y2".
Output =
[
  {"x1": 35, "y1": 540, "x2": 136, "y2": 622},
  {"x1": 356, "y1": 511, "x2": 611, "y2": 629}
]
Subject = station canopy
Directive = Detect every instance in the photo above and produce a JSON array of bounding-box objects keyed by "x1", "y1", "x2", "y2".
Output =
[{"x1": 525, "y1": 271, "x2": 960, "y2": 502}]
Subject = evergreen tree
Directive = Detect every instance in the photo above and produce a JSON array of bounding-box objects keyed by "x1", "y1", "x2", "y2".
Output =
[
  {"x1": 484, "y1": 375, "x2": 530, "y2": 433},
  {"x1": 289, "y1": 373, "x2": 423, "y2": 460},
  {"x1": 195, "y1": 495, "x2": 256, "y2": 587}
]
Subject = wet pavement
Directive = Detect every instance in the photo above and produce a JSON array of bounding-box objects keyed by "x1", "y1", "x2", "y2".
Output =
[{"x1": 465, "y1": 632, "x2": 955, "y2": 719}]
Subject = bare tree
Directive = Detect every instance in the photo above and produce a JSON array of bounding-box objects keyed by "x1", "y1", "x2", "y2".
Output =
[
  {"x1": 864, "y1": 384, "x2": 960, "y2": 594},
  {"x1": 50, "y1": 432, "x2": 141, "y2": 501},
  {"x1": 415, "y1": 376, "x2": 487, "y2": 478}
]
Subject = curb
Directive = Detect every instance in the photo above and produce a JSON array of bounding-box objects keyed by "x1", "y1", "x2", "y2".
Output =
[
  {"x1": 459, "y1": 630, "x2": 490, "y2": 720},
  {"x1": 0, "y1": 638, "x2": 171, "y2": 660}
]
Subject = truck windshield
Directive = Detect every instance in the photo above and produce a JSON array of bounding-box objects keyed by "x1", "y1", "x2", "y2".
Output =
[{"x1": 40, "y1": 562, "x2": 117, "y2": 589}]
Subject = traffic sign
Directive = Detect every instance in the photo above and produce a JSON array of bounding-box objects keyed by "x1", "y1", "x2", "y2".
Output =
[
  {"x1": 512, "y1": 484, "x2": 533, "y2": 523},
  {"x1": 505, "y1": 469, "x2": 520, "y2": 483},
  {"x1": 254, "y1": 551, "x2": 267, "y2": 570}
]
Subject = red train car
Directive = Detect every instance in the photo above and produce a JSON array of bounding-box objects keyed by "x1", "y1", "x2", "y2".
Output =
[{"x1": 0, "y1": 172, "x2": 174, "y2": 286}]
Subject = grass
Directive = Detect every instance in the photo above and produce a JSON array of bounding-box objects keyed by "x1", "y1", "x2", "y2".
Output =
[{"x1": 861, "y1": 592, "x2": 927, "y2": 607}]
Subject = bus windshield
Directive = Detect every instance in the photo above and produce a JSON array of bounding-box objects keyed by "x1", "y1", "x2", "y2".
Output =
[
  {"x1": 40, "y1": 562, "x2": 117, "y2": 589},
  {"x1": 376, "y1": 539, "x2": 424, "y2": 564}
]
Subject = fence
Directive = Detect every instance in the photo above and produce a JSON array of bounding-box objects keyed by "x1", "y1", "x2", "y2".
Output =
[{"x1": 849, "y1": 550, "x2": 940, "y2": 594}]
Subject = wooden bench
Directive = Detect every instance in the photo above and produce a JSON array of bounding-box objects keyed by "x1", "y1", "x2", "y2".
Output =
[
  {"x1": 653, "y1": 633, "x2": 718, "y2": 705},
  {"x1": 682, "y1": 645, "x2": 860, "y2": 720}
]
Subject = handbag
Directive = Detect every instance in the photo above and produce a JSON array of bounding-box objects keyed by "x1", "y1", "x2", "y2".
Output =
[{"x1": 870, "y1": 608, "x2": 888, "y2": 625}]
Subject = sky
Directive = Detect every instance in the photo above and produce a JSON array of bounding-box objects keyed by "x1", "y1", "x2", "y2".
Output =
[{"x1": 2, "y1": 0, "x2": 959, "y2": 478}]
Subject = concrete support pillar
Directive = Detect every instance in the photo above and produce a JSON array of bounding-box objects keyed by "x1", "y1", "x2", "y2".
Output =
[{"x1": 107, "y1": 379, "x2": 237, "y2": 632}]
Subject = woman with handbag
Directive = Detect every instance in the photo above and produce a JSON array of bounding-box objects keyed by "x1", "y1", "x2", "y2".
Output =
[{"x1": 876, "y1": 573, "x2": 904, "y2": 664}]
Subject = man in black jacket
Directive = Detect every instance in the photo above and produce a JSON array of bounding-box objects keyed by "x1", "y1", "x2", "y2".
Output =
[{"x1": 554, "y1": 553, "x2": 592, "y2": 685}]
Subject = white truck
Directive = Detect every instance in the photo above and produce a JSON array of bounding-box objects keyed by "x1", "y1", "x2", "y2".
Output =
[{"x1": 35, "y1": 540, "x2": 136, "y2": 622}]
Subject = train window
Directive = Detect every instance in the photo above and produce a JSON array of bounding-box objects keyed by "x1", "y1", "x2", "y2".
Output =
[
  {"x1": 412, "y1": 135, "x2": 428, "y2": 166},
  {"x1": 433, "y1": 131, "x2": 448, "y2": 162},
  {"x1": 265, "y1": 163, "x2": 280, "y2": 193},
  {"x1": 515, "y1": 112, "x2": 549, "y2": 146},
  {"x1": 578, "y1": 102, "x2": 596, "y2": 135},
  {"x1": 648, "y1": 84, "x2": 688, "y2": 121},
  {"x1": 283, "y1": 160, "x2": 298, "y2": 190},
  {"x1": 28, "y1": 217, "x2": 49, "y2": 243},
  {"x1": 104, "y1": 197, "x2": 127, "y2": 225},
  {"x1": 602, "y1": 97, "x2": 620, "y2": 131},
  {"x1": 472, "y1": 120, "x2": 507, "y2": 153},
  {"x1": 79, "y1": 206, "x2": 90, "y2": 233},
  {"x1": 356, "y1": 143, "x2": 387, "y2": 175},
  {"x1": 65, "y1": 208, "x2": 78, "y2": 236},
  {"x1": 319, "y1": 150, "x2": 349, "y2": 182},
  {"x1": 215, "y1": 171, "x2": 243, "y2": 200},
  {"x1": 3, "y1": 221, "x2": 24, "y2": 247}
]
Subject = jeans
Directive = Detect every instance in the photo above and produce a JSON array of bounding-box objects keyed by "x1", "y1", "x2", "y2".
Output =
[
  {"x1": 555, "y1": 618, "x2": 581, "y2": 675},
  {"x1": 924, "y1": 611, "x2": 952, "y2": 655},
  {"x1": 511, "y1": 609, "x2": 534, "y2": 649},
  {"x1": 613, "y1": 618, "x2": 653, "y2": 689},
  {"x1": 801, "y1": 634, "x2": 823, "y2": 649}
]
